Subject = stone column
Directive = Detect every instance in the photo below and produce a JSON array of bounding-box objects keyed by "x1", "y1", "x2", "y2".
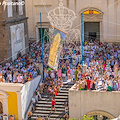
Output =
[
  {"x1": 16, "y1": 91, "x2": 22, "y2": 120},
  {"x1": 2, "y1": 98, "x2": 8, "y2": 118}
]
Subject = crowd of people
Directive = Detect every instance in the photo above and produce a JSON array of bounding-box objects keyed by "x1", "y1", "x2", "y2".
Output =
[
  {"x1": 1, "y1": 39, "x2": 120, "y2": 92},
  {"x1": 71, "y1": 41, "x2": 120, "y2": 91},
  {"x1": 31, "y1": 75, "x2": 63, "y2": 111},
  {"x1": 0, "y1": 42, "x2": 42, "y2": 83},
  {"x1": 42, "y1": 40, "x2": 120, "y2": 92}
]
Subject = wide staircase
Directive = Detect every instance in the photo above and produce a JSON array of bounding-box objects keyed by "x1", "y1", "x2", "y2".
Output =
[{"x1": 31, "y1": 82, "x2": 74, "y2": 120}]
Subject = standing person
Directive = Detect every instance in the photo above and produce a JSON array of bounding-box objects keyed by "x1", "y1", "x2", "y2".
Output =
[
  {"x1": 32, "y1": 94, "x2": 36, "y2": 111},
  {"x1": 17, "y1": 74, "x2": 23, "y2": 83},
  {"x1": 8, "y1": 71, "x2": 12, "y2": 83},
  {"x1": 86, "y1": 77, "x2": 91, "y2": 90},
  {"x1": 63, "y1": 103, "x2": 69, "y2": 120},
  {"x1": 4, "y1": 71, "x2": 7, "y2": 82},
  {"x1": 70, "y1": 67, "x2": 75, "y2": 79},
  {"x1": 36, "y1": 67, "x2": 40, "y2": 75},
  {"x1": 44, "y1": 68, "x2": 48, "y2": 79},
  {"x1": 13, "y1": 72, "x2": 17, "y2": 83},
  {"x1": 57, "y1": 67, "x2": 62, "y2": 79},
  {"x1": 75, "y1": 56, "x2": 79, "y2": 67},
  {"x1": 110, "y1": 57, "x2": 115, "y2": 72},
  {"x1": 103, "y1": 61, "x2": 106, "y2": 73},
  {"x1": 67, "y1": 66, "x2": 71, "y2": 79},
  {"x1": 50, "y1": 70, "x2": 55, "y2": 79},
  {"x1": 51, "y1": 97, "x2": 56, "y2": 113},
  {"x1": 75, "y1": 68, "x2": 78, "y2": 82},
  {"x1": 62, "y1": 66, "x2": 66, "y2": 81},
  {"x1": 102, "y1": 82, "x2": 107, "y2": 91},
  {"x1": 0, "y1": 73, "x2": 2, "y2": 82},
  {"x1": 118, "y1": 77, "x2": 120, "y2": 91}
]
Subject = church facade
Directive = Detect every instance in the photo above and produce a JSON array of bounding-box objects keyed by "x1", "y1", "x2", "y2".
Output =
[{"x1": 25, "y1": 0, "x2": 120, "y2": 43}]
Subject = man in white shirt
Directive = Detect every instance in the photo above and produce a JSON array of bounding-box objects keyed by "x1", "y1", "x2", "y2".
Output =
[
  {"x1": 21, "y1": 67, "x2": 27, "y2": 73},
  {"x1": 8, "y1": 72, "x2": 12, "y2": 83},
  {"x1": 17, "y1": 74, "x2": 23, "y2": 83},
  {"x1": 102, "y1": 82, "x2": 107, "y2": 91}
]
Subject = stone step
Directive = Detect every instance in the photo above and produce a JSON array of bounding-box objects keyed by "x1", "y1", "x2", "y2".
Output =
[
  {"x1": 40, "y1": 97, "x2": 51, "y2": 100},
  {"x1": 55, "y1": 96, "x2": 68, "y2": 99},
  {"x1": 62, "y1": 85, "x2": 73, "y2": 88},
  {"x1": 49, "y1": 118, "x2": 62, "y2": 120},
  {"x1": 57, "y1": 93, "x2": 68, "y2": 96},
  {"x1": 31, "y1": 116, "x2": 63, "y2": 120},
  {"x1": 41, "y1": 94, "x2": 68, "y2": 98},
  {"x1": 42, "y1": 93, "x2": 51, "y2": 96},
  {"x1": 60, "y1": 87, "x2": 69, "y2": 91},
  {"x1": 49, "y1": 119, "x2": 62, "y2": 120},
  {"x1": 49, "y1": 114, "x2": 64, "y2": 118},
  {"x1": 63, "y1": 82, "x2": 74, "y2": 85},
  {"x1": 36, "y1": 104, "x2": 65, "y2": 108},
  {"x1": 31, "y1": 82, "x2": 73, "y2": 120},
  {"x1": 35, "y1": 107, "x2": 65, "y2": 111},
  {"x1": 42, "y1": 95, "x2": 54, "y2": 98},
  {"x1": 33, "y1": 111, "x2": 64, "y2": 115},
  {"x1": 55, "y1": 99, "x2": 68, "y2": 102},
  {"x1": 40, "y1": 98, "x2": 68, "y2": 102},
  {"x1": 31, "y1": 114, "x2": 50, "y2": 119},
  {"x1": 63, "y1": 83, "x2": 74, "y2": 85},
  {"x1": 37, "y1": 101, "x2": 65, "y2": 105},
  {"x1": 59, "y1": 91, "x2": 68, "y2": 93}
]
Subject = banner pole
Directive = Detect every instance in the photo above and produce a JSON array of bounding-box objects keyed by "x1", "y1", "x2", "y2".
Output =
[
  {"x1": 40, "y1": 12, "x2": 44, "y2": 80},
  {"x1": 81, "y1": 13, "x2": 84, "y2": 71}
]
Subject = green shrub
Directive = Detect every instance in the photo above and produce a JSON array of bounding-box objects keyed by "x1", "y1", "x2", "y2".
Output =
[{"x1": 69, "y1": 115, "x2": 94, "y2": 120}]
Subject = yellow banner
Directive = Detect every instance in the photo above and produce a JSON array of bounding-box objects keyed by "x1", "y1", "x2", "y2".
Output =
[{"x1": 48, "y1": 33, "x2": 61, "y2": 68}]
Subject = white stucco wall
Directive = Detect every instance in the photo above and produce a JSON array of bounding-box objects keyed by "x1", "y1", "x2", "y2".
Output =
[
  {"x1": 21, "y1": 75, "x2": 41, "y2": 119},
  {"x1": 69, "y1": 86, "x2": 120, "y2": 119}
]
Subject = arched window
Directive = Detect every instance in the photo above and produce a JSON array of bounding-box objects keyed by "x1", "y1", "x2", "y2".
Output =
[{"x1": 83, "y1": 10, "x2": 101, "y2": 14}]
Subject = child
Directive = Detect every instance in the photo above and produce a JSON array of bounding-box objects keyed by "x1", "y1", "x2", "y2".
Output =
[{"x1": 51, "y1": 97, "x2": 56, "y2": 112}]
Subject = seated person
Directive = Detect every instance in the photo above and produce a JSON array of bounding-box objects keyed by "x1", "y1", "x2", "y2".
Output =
[{"x1": 27, "y1": 111, "x2": 33, "y2": 120}]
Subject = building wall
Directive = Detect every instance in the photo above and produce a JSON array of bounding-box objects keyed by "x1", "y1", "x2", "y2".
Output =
[
  {"x1": 25, "y1": 0, "x2": 120, "y2": 43},
  {"x1": 0, "y1": 0, "x2": 29, "y2": 63},
  {"x1": 0, "y1": 84, "x2": 23, "y2": 120},
  {"x1": 69, "y1": 88, "x2": 120, "y2": 119},
  {"x1": 6, "y1": 92, "x2": 18, "y2": 120},
  {"x1": 0, "y1": 0, "x2": 7, "y2": 63},
  {"x1": 0, "y1": 25, "x2": 7, "y2": 63},
  {"x1": 0, "y1": 76, "x2": 41, "y2": 120},
  {"x1": 6, "y1": 19, "x2": 28, "y2": 61}
]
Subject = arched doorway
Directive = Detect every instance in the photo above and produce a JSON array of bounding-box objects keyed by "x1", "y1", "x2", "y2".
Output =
[
  {"x1": 86, "y1": 110, "x2": 115, "y2": 120},
  {"x1": 80, "y1": 7, "x2": 103, "y2": 42},
  {"x1": 0, "y1": 90, "x2": 9, "y2": 118}
]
